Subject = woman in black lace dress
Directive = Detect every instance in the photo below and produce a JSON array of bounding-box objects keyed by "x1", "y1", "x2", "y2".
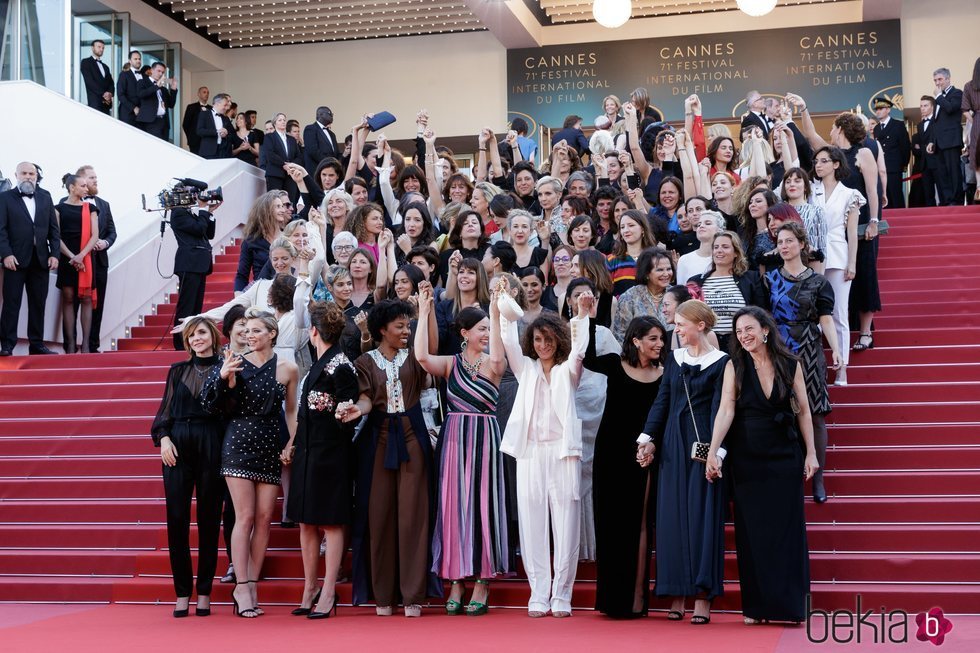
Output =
[
  {"x1": 151, "y1": 317, "x2": 224, "y2": 618},
  {"x1": 202, "y1": 309, "x2": 298, "y2": 617}
]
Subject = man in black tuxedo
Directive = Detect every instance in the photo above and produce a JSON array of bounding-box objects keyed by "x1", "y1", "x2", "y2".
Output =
[
  {"x1": 872, "y1": 97, "x2": 912, "y2": 209},
  {"x1": 765, "y1": 97, "x2": 813, "y2": 170},
  {"x1": 741, "y1": 90, "x2": 771, "y2": 140},
  {"x1": 135, "y1": 62, "x2": 178, "y2": 140},
  {"x1": 76, "y1": 165, "x2": 116, "y2": 352},
  {"x1": 259, "y1": 112, "x2": 303, "y2": 203},
  {"x1": 931, "y1": 67, "x2": 965, "y2": 205},
  {"x1": 919, "y1": 95, "x2": 945, "y2": 207},
  {"x1": 116, "y1": 50, "x2": 142, "y2": 126},
  {"x1": 80, "y1": 39, "x2": 114, "y2": 114},
  {"x1": 197, "y1": 93, "x2": 234, "y2": 160},
  {"x1": 170, "y1": 200, "x2": 219, "y2": 350},
  {"x1": 0, "y1": 162, "x2": 60, "y2": 356},
  {"x1": 302, "y1": 106, "x2": 339, "y2": 172},
  {"x1": 182, "y1": 86, "x2": 211, "y2": 154}
]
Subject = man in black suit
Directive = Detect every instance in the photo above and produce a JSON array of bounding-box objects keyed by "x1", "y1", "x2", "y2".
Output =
[
  {"x1": 80, "y1": 39, "x2": 114, "y2": 114},
  {"x1": 872, "y1": 97, "x2": 912, "y2": 209},
  {"x1": 919, "y1": 95, "x2": 945, "y2": 207},
  {"x1": 170, "y1": 200, "x2": 219, "y2": 350},
  {"x1": 741, "y1": 90, "x2": 771, "y2": 140},
  {"x1": 182, "y1": 86, "x2": 211, "y2": 154},
  {"x1": 197, "y1": 93, "x2": 234, "y2": 160},
  {"x1": 116, "y1": 50, "x2": 142, "y2": 126},
  {"x1": 135, "y1": 62, "x2": 178, "y2": 140},
  {"x1": 550, "y1": 115, "x2": 591, "y2": 157},
  {"x1": 259, "y1": 112, "x2": 302, "y2": 203},
  {"x1": 0, "y1": 162, "x2": 60, "y2": 356},
  {"x1": 931, "y1": 67, "x2": 965, "y2": 205},
  {"x1": 76, "y1": 165, "x2": 116, "y2": 352},
  {"x1": 302, "y1": 106, "x2": 339, "y2": 172}
]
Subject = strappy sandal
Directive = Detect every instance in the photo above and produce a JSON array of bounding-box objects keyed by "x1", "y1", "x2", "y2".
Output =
[
  {"x1": 232, "y1": 582, "x2": 259, "y2": 618},
  {"x1": 852, "y1": 333, "x2": 874, "y2": 351},
  {"x1": 445, "y1": 580, "x2": 465, "y2": 616},
  {"x1": 247, "y1": 580, "x2": 264, "y2": 616},
  {"x1": 466, "y1": 579, "x2": 490, "y2": 616}
]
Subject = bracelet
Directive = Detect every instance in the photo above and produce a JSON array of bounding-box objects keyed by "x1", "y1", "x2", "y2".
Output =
[
  {"x1": 479, "y1": 148, "x2": 488, "y2": 152},
  {"x1": 801, "y1": 106, "x2": 808, "y2": 113},
  {"x1": 685, "y1": 112, "x2": 693, "y2": 116}
]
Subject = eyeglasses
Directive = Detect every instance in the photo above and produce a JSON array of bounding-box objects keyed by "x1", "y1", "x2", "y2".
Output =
[
  {"x1": 553, "y1": 256, "x2": 571, "y2": 263},
  {"x1": 334, "y1": 245, "x2": 355, "y2": 253},
  {"x1": 282, "y1": 202, "x2": 293, "y2": 208}
]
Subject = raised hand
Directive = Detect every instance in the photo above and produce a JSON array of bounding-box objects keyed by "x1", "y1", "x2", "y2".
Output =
[
  {"x1": 422, "y1": 128, "x2": 436, "y2": 146},
  {"x1": 417, "y1": 281, "x2": 434, "y2": 314},
  {"x1": 219, "y1": 348, "x2": 244, "y2": 381}
]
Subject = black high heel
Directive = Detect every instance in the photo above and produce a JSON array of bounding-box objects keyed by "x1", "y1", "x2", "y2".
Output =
[
  {"x1": 173, "y1": 598, "x2": 189, "y2": 619},
  {"x1": 195, "y1": 596, "x2": 211, "y2": 617},
  {"x1": 292, "y1": 587, "x2": 322, "y2": 616},
  {"x1": 247, "y1": 580, "x2": 264, "y2": 616},
  {"x1": 232, "y1": 582, "x2": 259, "y2": 618},
  {"x1": 813, "y1": 472, "x2": 828, "y2": 504},
  {"x1": 852, "y1": 333, "x2": 874, "y2": 351},
  {"x1": 308, "y1": 596, "x2": 338, "y2": 620}
]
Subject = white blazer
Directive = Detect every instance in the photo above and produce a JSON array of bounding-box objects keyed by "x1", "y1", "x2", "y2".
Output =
[{"x1": 500, "y1": 315, "x2": 588, "y2": 460}]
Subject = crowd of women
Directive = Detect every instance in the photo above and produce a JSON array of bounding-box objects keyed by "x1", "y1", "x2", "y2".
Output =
[{"x1": 152, "y1": 88, "x2": 885, "y2": 625}]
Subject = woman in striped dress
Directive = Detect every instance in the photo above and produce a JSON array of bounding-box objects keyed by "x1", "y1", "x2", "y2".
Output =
[{"x1": 415, "y1": 282, "x2": 509, "y2": 616}]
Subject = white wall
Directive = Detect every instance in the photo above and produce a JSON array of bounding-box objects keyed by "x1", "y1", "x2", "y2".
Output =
[
  {"x1": 0, "y1": 81, "x2": 264, "y2": 351},
  {"x1": 900, "y1": 0, "x2": 980, "y2": 99}
]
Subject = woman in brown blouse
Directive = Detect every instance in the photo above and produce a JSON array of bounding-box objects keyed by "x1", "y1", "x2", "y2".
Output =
[{"x1": 336, "y1": 299, "x2": 439, "y2": 618}]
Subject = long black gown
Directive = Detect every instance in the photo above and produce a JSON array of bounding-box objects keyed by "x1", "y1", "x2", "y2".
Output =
[
  {"x1": 586, "y1": 319, "x2": 662, "y2": 618},
  {"x1": 643, "y1": 348, "x2": 727, "y2": 600},
  {"x1": 845, "y1": 142, "x2": 882, "y2": 314},
  {"x1": 287, "y1": 345, "x2": 359, "y2": 525},
  {"x1": 727, "y1": 362, "x2": 810, "y2": 622}
]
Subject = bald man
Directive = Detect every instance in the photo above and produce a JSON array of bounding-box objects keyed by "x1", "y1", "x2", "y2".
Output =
[{"x1": 0, "y1": 162, "x2": 60, "y2": 355}]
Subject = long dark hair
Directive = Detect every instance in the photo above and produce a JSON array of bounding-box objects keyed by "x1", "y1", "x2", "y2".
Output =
[
  {"x1": 729, "y1": 306, "x2": 798, "y2": 401},
  {"x1": 973, "y1": 56, "x2": 980, "y2": 89},
  {"x1": 621, "y1": 316, "x2": 667, "y2": 368}
]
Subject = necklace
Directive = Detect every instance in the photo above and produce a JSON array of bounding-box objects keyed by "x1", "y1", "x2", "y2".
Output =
[{"x1": 460, "y1": 352, "x2": 486, "y2": 381}]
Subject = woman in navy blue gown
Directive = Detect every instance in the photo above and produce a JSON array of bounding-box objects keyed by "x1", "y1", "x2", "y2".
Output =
[{"x1": 637, "y1": 299, "x2": 727, "y2": 624}]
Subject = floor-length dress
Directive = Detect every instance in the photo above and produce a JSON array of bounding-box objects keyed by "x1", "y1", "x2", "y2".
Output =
[
  {"x1": 727, "y1": 363, "x2": 810, "y2": 621},
  {"x1": 644, "y1": 348, "x2": 727, "y2": 599},
  {"x1": 432, "y1": 355, "x2": 509, "y2": 579},
  {"x1": 586, "y1": 320, "x2": 661, "y2": 618},
  {"x1": 845, "y1": 142, "x2": 882, "y2": 315}
]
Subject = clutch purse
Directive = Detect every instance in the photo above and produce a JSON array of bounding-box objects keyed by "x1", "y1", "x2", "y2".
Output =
[
  {"x1": 366, "y1": 111, "x2": 396, "y2": 132},
  {"x1": 857, "y1": 220, "x2": 889, "y2": 237},
  {"x1": 497, "y1": 291, "x2": 524, "y2": 322}
]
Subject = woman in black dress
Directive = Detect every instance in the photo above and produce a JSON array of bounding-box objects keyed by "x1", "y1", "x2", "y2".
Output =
[
  {"x1": 589, "y1": 315, "x2": 666, "y2": 618},
  {"x1": 55, "y1": 173, "x2": 99, "y2": 353},
  {"x1": 202, "y1": 309, "x2": 299, "y2": 617},
  {"x1": 705, "y1": 306, "x2": 819, "y2": 623},
  {"x1": 286, "y1": 302, "x2": 359, "y2": 619},
  {"x1": 637, "y1": 299, "x2": 727, "y2": 624},
  {"x1": 151, "y1": 317, "x2": 224, "y2": 617}
]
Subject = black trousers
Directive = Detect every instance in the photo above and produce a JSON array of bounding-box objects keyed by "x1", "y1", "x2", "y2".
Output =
[
  {"x1": 162, "y1": 426, "x2": 224, "y2": 598},
  {"x1": 0, "y1": 253, "x2": 50, "y2": 351},
  {"x1": 265, "y1": 175, "x2": 299, "y2": 206},
  {"x1": 885, "y1": 171, "x2": 906, "y2": 209},
  {"x1": 140, "y1": 116, "x2": 169, "y2": 140},
  {"x1": 937, "y1": 147, "x2": 963, "y2": 205},
  {"x1": 222, "y1": 484, "x2": 236, "y2": 564},
  {"x1": 172, "y1": 271, "x2": 207, "y2": 350}
]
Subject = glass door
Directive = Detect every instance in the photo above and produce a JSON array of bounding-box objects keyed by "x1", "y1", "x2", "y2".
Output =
[
  {"x1": 72, "y1": 12, "x2": 129, "y2": 117},
  {"x1": 132, "y1": 40, "x2": 181, "y2": 145}
]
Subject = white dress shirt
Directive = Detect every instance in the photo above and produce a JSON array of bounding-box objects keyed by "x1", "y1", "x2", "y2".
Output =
[
  {"x1": 212, "y1": 110, "x2": 224, "y2": 143},
  {"x1": 21, "y1": 195, "x2": 36, "y2": 222}
]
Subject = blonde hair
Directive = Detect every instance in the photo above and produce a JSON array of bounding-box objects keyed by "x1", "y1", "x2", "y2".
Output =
[
  {"x1": 707, "y1": 124, "x2": 733, "y2": 143},
  {"x1": 676, "y1": 299, "x2": 717, "y2": 332},
  {"x1": 244, "y1": 308, "x2": 279, "y2": 345},
  {"x1": 282, "y1": 219, "x2": 309, "y2": 240},
  {"x1": 269, "y1": 236, "x2": 297, "y2": 258}
]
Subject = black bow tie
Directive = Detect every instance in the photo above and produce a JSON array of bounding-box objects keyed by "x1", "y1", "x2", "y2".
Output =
[{"x1": 18, "y1": 190, "x2": 35, "y2": 198}]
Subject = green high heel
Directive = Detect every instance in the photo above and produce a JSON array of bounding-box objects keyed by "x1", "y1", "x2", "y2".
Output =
[
  {"x1": 445, "y1": 580, "x2": 465, "y2": 616},
  {"x1": 466, "y1": 579, "x2": 490, "y2": 616}
]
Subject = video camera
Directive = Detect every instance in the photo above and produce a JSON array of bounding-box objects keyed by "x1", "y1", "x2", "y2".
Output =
[{"x1": 143, "y1": 177, "x2": 223, "y2": 211}]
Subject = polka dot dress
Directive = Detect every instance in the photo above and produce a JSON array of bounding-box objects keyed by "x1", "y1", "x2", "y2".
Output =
[{"x1": 217, "y1": 355, "x2": 287, "y2": 485}]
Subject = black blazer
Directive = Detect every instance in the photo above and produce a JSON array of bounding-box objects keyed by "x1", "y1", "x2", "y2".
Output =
[
  {"x1": 259, "y1": 131, "x2": 302, "y2": 179},
  {"x1": 0, "y1": 188, "x2": 60, "y2": 268},
  {"x1": 919, "y1": 119, "x2": 944, "y2": 171},
  {"x1": 89, "y1": 196, "x2": 116, "y2": 268},
  {"x1": 932, "y1": 86, "x2": 964, "y2": 150},
  {"x1": 303, "y1": 122, "x2": 339, "y2": 171},
  {"x1": 740, "y1": 111, "x2": 770, "y2": 139},
  {"x1": 80, "y1": 57, "x2": 114, "y2": 111},
  {"x1": 550, "y1": 127, "x2": 591, "y2": 156},
  {"x1": 196, "y1": 109, "x2": 234, "y2": 159},
  {"x1": 183, "y1": 102, "x2": 212, "y2": 154},
  {"x1": 171, "y1": 207, "x2": 215, "y2": 274},
  {"x1": 116, "y1": 70, "x2": 141, "y2": 122},
  {"x1": 873, "y1": 119, "x2": 912, "y2": 173},
  {"x1": 687, "y1": 269, "x2": 770, "y2": 312},
  {"x1": 135, "y1": 78, "x2": 177, "y2": 124}
]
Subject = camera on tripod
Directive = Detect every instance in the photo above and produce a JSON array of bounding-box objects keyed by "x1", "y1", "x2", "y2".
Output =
[{"x1": 143, "y1": 177, "x2": 223, "y2": 211}]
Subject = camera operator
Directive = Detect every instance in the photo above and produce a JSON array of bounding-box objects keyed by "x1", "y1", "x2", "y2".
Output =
[{"x1": 170, "y1": 198, "x2": 220, "y2": 350}]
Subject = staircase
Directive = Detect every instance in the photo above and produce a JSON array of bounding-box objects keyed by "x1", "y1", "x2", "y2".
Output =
[{"x1": 1, "y1": 206, "x2": 979, "y2": 612}]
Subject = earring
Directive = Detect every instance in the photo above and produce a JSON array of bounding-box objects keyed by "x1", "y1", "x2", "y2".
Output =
[
  {"x1": 763, "y1": 333, "x2": 769, "y2": 344},
  {"x1": 461, "y1": 338, "x2": 468, "y2": 351}
]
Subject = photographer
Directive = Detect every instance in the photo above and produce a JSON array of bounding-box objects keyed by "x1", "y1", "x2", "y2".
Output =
[
  {"x1": 171, "y1": 198, "x2": 220, "y2": 350},
  {"x1": 136, "y1": 62, "x2": 178, "y2": 140}
]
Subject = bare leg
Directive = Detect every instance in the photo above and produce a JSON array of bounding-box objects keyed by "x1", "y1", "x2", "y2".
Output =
[
  {"x1": 226, "y1": 477, "x2": 257, "y2": 613},
  {"x1": 61, "y1": 288, "x2": 76, "y2": 353},
  {"x1": 298, "y1": 524, "x2": 322, "y2": 608},
  {"x1": 248, "y1": 483, "x2": 279, "y2": 585},
  {"x1": 314, "y1": 526, "x2": 344, "y2": 613},
  {"x1": 280, "y1": 467, "x2": 292, "y2": 522},
  {"x1": 78, "y1": 296, "x2": 93, "y2": 353}
]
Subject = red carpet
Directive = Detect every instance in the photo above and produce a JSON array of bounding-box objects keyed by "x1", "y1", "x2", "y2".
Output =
[{"x1": 1, "y1": 206, "x2": 979, "y2": 623}]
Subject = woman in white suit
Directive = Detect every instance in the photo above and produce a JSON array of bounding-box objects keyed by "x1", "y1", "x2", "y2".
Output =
[{"x1": 491, "y1": 287, "x2": 590, "y2": 618}]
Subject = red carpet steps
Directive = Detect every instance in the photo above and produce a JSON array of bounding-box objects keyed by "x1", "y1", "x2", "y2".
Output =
[{"x1": 1, "y1": 206, "x2": 979, "y2": 613}]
